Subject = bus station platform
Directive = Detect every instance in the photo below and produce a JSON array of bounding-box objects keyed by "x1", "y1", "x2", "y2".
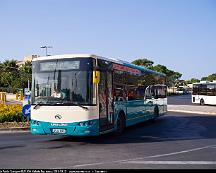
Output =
[{"x1": 168, "y1": 104, "x2": 216, "y2": 115}]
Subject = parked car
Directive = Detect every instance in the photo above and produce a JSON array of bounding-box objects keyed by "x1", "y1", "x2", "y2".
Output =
[{"x1": 176, "y1": 88, "x2": 189, "y2": 94}]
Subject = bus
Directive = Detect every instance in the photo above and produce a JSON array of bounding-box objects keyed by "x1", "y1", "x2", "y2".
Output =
[
  {"x1": 192, "y1": 81, "x2": 216, "y2": 105},
  {"x1": 30, "y1": 54, "x2": 167, "y2": 136}
]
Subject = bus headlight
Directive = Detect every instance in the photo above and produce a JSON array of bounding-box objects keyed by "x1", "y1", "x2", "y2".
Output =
[
  {"x1": 78, "y1": 121, "x2": 94, "y2": 127},
  {"x1": 79, "y1": 122, "x2": 85, "y2": 126},
  {"x1": 32, "y1": 120, "x2": 40, "y2": 126}
]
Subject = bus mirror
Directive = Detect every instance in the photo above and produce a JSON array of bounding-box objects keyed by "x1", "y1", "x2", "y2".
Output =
[
  {"x1": 144, "y1": 96, "x2": 146, "y2": 101},
  {"x1": 93, "y1": 70, "x2": 100, "y2": 84}
]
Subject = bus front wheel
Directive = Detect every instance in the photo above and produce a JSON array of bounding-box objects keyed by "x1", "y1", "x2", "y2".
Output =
[{"x1": 114, "y1": 113, "x2": 126, "y2": 135}]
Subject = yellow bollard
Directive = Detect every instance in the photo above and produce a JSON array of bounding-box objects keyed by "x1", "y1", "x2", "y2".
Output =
[
  {"x1": 0, "y1": 92, "x2": 3, "y2": 101},
  {"x1": 2, "y1": 92, "x2": 4, "y2": 102},
  {"x1": 16, "y1": 93, "x2": 19, "y2": 100},
  {"x1": 2, "y1": 92, "x2": 5, "y2": 102},
  {"x1": 4, "y1": 93, "x2": 6, "y2": 102},
  {"x1": 20, "y1": 92, "x2": 24, "y2": 100}
]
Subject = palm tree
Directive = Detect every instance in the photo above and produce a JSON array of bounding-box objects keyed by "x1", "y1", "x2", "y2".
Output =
[{"x1": 1, "y1": 59, "x2": 18, "y2": 72}]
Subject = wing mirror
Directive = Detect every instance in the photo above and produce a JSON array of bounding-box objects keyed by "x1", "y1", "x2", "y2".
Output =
[{"x1": 93, "y1": 70, "x2": 100, "y2": 84}]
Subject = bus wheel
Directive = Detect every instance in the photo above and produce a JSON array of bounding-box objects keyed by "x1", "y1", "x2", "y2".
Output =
[
  {"x1": 114, "y1": 113, "x2": 125, "y2": 135},
  {"x1": 154, "y1": 106, "x2": 159, "y2": 116},
  {"x1": 200, "y1": 99, "x2": 205, "y2": 106}
]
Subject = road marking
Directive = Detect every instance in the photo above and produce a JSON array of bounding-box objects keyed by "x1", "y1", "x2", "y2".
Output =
[
  {"x1": 124, "y1": 161, "x2": 216, "y2": 165},
  {"x1": 141, "y1": 136, "x2": 200, "y2": 141},
  {"x1": 168, "y1": 110, "x2": 216, "y2": 115},
  {"x1": 72, "y1": 162, "x2": 108, "y2": 168},
  {"x1": 71, "y1": 144, "x2": 216, "y2": 168},
  {"x1": 130, "y1": 144, "x2": 216, "y2": 160}
]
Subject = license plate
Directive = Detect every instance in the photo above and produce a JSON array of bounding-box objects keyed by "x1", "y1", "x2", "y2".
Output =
[{"x1": 52, "y1": 129, "x2": 66, "y2": 134}]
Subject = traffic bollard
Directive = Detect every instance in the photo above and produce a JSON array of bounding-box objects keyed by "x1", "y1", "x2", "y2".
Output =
[
  {"x1": 16, "y1": 93, "x2": 19, "y2": 100},
  {"x1": 20, "y1": 92, "x2": 24, "y2": 100}
]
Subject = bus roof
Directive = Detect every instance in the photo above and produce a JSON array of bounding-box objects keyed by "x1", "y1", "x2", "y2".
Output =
[
  {"x1": 33, "y1": 54, "x2": 166, "y2": 77},
  {"x1": 193, "y1": 81, "x2": 216, "y2": 85}
]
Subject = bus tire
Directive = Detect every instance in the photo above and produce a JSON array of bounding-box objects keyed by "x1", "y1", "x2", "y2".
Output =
[
  {"x1": 154, "y1": 106, "x2": 159, "y2": 116},
  {"x1": 114, "y1": 112, "x2": 126, "y2": 135},
  {"x1": 200, "y1": 99, "x2": 205, "y2": 106}
]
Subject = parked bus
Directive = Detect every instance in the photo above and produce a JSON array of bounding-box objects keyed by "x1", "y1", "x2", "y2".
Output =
[
  {"x1": 192, "y1": 81, "x2": 216, "y2": 105},
  {"x1": 31, "y1": 54, "x2": 167, "y2": 136}
]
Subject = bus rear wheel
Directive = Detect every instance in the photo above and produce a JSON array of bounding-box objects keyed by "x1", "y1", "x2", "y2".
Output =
[
  {"x1": 149, "y1": 106, "x2": 159, "y2": 123},
  {"x1": 200, "y1": 99, "x2": 205, "y2": 106},
  {"x1": 154, "y1": 106, "x2": 159, "y2": 116},
  {"x1": 114, "y1": 113, "x2": 125, "y2": 135}
]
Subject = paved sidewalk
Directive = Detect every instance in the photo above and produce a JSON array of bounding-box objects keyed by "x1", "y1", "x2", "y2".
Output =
[
  {"x1": 0, "y1": 93, "x2": 23, "y2": 105},
  {"x1": 0, "y1": 127, "x2": 30, "y2": 133},
  {"x1": 168, "y1": 104, "x2": 216, "y2": 115}
]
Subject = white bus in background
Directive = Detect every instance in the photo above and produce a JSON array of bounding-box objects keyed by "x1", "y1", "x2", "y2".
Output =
[{"x1": 192, "y1": 81, "x2": 216, "y2": 105}]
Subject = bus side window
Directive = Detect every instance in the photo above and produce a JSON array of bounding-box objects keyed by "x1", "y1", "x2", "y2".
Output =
[
  {"x1": 128, "y1": 89, "x2": 135, "y2": 100},
  {"x1": 151, "y1": 86, "x2": 157, "y2": 99},
  {"x1": 145, "y1": 86, "x2": 152, "y2": 99},
  {"x1": 114, "y1": 87, "x2": 126, "y2": 101}
]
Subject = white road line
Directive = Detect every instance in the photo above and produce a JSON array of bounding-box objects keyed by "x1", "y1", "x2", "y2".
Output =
[
  {"x1": 141, "y1": 136, "x2": 199, "y2": 140},
  {"x1": 130, "y1": 144, "x2": 216, "y2": 160},
  {"x1": 168, "y1": 110, "x2": 216, "y2": 115},
  {"x1": 124, "y1": 161, "x2": 216, "y2": 165},
  {"x1": 72, "y1": 162, "x2": 108, "y2": 168},
  {"x1": 71, "y1": 144, "x2": 216, "y2": 168}
]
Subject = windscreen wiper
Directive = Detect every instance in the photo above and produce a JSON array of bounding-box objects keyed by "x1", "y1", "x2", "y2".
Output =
[
  {"x1": 33, "y1": 102, "x2": 43, "y2": 109},
  {"x1": 72, "y1": 103, "x2": 88, "y2": 111}
]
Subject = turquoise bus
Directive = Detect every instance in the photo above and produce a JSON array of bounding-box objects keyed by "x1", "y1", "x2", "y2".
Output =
[{"x1": 30, "y1": 54, "x2": 167, "y2": 136}]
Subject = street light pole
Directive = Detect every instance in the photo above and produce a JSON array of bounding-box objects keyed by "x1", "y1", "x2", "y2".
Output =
[{"x1": 40, "y1": 46, "x2": 52, "y2": 56}]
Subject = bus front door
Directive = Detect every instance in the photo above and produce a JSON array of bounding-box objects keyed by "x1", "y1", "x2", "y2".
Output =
[{"x1": 98, "y1": 71, "x2": 114, "y2": 132}]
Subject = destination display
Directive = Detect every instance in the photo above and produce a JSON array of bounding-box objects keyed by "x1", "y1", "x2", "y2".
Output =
[{"x1": 40, "y1": 60, "x2": 80, "y2": 71}]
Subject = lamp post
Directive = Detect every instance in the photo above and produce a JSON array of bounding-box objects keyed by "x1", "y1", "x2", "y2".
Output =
[{"x1": 40, "y1": 46, "x2": 52, "y2": 56}]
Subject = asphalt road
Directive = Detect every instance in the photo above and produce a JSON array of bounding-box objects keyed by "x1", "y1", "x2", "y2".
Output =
[
  {"x1": 167, "y1": 94, "x2": 193, "y2": 105},
  {"x1": 1, "y1": 112, "x2": 216, "y2": 169}
]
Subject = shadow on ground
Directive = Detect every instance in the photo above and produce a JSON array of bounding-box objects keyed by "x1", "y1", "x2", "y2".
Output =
[{"x1": 48, "y1": 112, "x2": 216, "y2": 145}]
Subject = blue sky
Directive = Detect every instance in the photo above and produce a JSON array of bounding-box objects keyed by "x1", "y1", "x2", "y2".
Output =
[{"x1": 0, "y1": 0, "x2": 215, "y2": 79}]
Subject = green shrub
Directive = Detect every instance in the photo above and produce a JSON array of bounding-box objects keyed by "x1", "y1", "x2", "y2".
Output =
[{"x1": 0, "y1": 104, "x2": 26, "y2": 123}]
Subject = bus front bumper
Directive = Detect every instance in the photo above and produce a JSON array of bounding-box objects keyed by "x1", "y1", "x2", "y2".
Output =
[{"x1": 30, "y1": 119, "x2": 99, "y2": 136}]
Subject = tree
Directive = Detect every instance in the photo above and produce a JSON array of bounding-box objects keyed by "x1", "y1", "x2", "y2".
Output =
[
  {"x1": 201, "y1": 76, "x2": 208, "y2": 81},
  {"x1": 205, "y1": 73, "x2": 216, "y2": 81},
  {"x1": 190, "y1": 78, "x2": 200, "y2": 84},
  {"x1": 19, "y1": 61, "x2": 32, "y2": 89},
  {"x1": 151, "y1": 64, "x2": 182, "y2": 86},
  {"x1": 0, "y1": 59, "x2": 32, "y2": 93},
  {"x1": 0, "y1": 59, "x2": 19, "y2": 89},
  {"x1": 131, "y1": 58, "x2": 182, "y2": 87},
  {"x1": 131, "y1": 58, "x2": 154, "y2": 68},
  {"x1": 2, "y1": 59, "x2": 18, "y2": 67}
]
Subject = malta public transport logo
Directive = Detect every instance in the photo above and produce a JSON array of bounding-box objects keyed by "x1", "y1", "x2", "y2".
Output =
[{"x1": 55, "y1": 114, "x2": 62, "y2": 120}]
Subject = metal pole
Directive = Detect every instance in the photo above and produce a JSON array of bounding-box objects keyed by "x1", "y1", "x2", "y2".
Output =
[
  {"x1": 28, "y1": 79, "x2": 30, "y2": 90},
  {"x1": 41, "y1": 46, "x2": 52, "y2": 56}
]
